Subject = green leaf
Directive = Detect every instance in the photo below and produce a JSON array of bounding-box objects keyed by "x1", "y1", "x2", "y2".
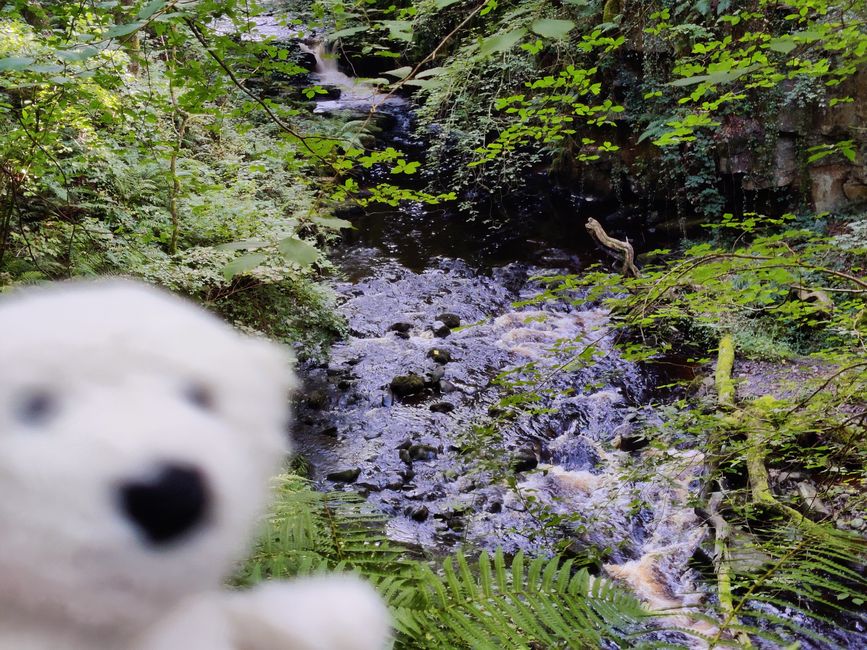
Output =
[
  {"x1": 311, "y1": 216, "x2": 353, "y2": 230},
  {"x1": 530, "y1": 19, "x2": 575, "y2": 40},
  {"x1": 416, "y1": 67, "x2": 446, "y2": 79},
  {"x1": 56, "y1": 46, "x2": 101, "y2": 62},
  {"x1": 328, "y1": 26, "x2": 368, "y2": 40},
  {"x1": 104, "y1": 21, "x2": 146, "y2": 39},
  {"x1": 277, "y1": 237, "x2": 319, "y2": 266},
  {"x1": 0, "y1": 57, "x2": 36, "y2": 71},
  {"x1": 28, "y1": 63, "x2": 64, "y2": 73},
  {"x1": 480, "y1": 29, "x2": 527, "y2": 56},
  {"x1": 383, "y1": 66, "x2": 413, "y2": 79},
  {"x1": 380, "y1": 20, "x2": 413, "y2": 42},
  {"x1": 222, "y1": 253, "x2": 267, "y2": 281},
  {"x1": 136, "y1": 0, "x2": 167, "y2": 20},
  {"x1": 768, "y1": 38, "x2": 797, "y2": 54}
]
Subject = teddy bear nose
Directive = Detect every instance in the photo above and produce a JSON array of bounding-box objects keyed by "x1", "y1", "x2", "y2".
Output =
[{"x1": 119, "y1": 463, "x2": 209, "y2": 546}]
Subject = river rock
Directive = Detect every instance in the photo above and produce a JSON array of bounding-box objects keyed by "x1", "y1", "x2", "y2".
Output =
[
  {"x1": 430, "y1": 402, "x2": 455, "y2": 414},
  {"x1": 409, "y1": 443, "x2": 438, "y2": 461},
  {"x1": 407, "y1": 505, "x2": 430, "y2": 522},
  {"x1": 395, "y1": 438, "x2": 413, "y2": 450},
  {"x1": 436, "y1": 312, "x2": 461, "y2": 328},
  {"x1": 389, "y1": 322, "x2": 412, "y2": 333},
  {"x1": 398, "y1": 449, "x2": 412, "y2": 464},
  {"x1": 432, "y1": 321, "x2": 451, "y2": 338},
  {"x1": 326, "y1": 468, "x2": 361, "y2": 483},
  {"x1": 390, "y1": 373, "x2": 425, "y2": 397},
  {"x1": 511, "y1": 449, "x2": 538, "y2": 473},
  {"x1": 439, "y1": 379, "x2": 457, "y2": 393},
  {"x1": 428, "y1": 348, "x2": 452, "y2": 364},
  {"x1": 427, "y1": 366, "x2": 445, "y2": 384},
  {"x1": 305, "y1": 389, "x2": 328, "y2": 409}
]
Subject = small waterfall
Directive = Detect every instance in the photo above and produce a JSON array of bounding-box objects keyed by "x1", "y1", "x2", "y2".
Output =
[{"x1": 300, "y1": 39, "x2": 399, "y2": 113}]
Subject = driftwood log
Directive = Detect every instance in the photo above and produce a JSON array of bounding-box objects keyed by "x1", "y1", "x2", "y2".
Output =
[{"x1": 584, "y1": 218, "x2": 640, "y2": 277}]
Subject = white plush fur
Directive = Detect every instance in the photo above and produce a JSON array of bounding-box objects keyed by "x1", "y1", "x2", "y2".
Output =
[{"x1": 0, "y1": 280, "x2": 391, "y2": 650}]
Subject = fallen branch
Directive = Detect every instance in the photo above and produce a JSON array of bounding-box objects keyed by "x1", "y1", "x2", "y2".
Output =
[
  {"x1": 585, "y1": 217, "x2": 639, "y2": 277},
  {"x1": 707, "y1": 492, "x2": 753, "y2": 649}
]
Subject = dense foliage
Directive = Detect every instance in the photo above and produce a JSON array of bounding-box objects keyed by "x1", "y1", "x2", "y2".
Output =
[{"x1": 3, "y1": 0, "x2": 866, "y2": 647}]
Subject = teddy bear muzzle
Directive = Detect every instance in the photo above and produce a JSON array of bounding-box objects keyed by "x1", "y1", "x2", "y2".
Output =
[{"x1": 119, "y1": 463, "x2": 210, "y2": 547}]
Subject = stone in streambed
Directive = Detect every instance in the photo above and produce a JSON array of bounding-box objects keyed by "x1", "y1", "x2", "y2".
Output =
[
  {"x1": 327, "y1": 468, "x2": 361, "y2": 483},
  {"x1": 427, "y1": 348, "x2": 452, "y2": 364},
  {"x1": 407, "y1": 505, "x2": 430, "y2": 522},
  {"x1": 436, "y1": 313, "x2": 461, "y2": 328},
  {"x1": 390, "y1": 374, "x2": 425, "y2": 398},
  {"x1": 389, "y1": 322, "x2": 412, "y2": 333},
  {"x1": 511, "y1": 449, "x2": 538, "y2": 473},
  {"x1": 432, "y1": 321, "x2": 451, "y2": 338},
  {"x1": 409, "y1": 443, "x2": 438, "y2": 461},
  {"x1": 430, "y1": 402, "x2": 455, "y2": 414}
]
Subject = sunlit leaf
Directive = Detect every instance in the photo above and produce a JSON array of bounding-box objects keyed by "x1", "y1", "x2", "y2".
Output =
[{"x1": 277, "y1": 237, "x2": 320, "y2": 266}]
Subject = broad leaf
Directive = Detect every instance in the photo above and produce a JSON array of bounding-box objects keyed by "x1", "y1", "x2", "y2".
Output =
[
  {"x1": 277, "y1": 237, "x2": 319, "y2": 266},
  {"x1": 222, "y1": 253, "x2": 266, "y2": 280},
  {"x1": 136, "y1": 0, "x2": 167, "y2": 20},
  {"x1": 530, "y1": 19, "x2": 575, "y2": 40},
  {"x1": 383, "y1": 66, "x2": 413, "y2": 79},
  {"x1": 311, "y1": 216, "x2": 354, "y2": 230},
  {"x1": 0, "y1": 56, "x2": 36, "y2": 71},
  {"x1": 104, "y1": 21, "x2": 145, "y2": 39},
  {"x1": 480, "y1": 29, "x2": 527, "y2": 56}
]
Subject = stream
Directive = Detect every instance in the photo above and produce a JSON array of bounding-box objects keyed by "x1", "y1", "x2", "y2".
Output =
[
  {"x1": 291, "y1": 35, "x2": 716, "y2": 640},
  {"x1": 231, "y1": 12, "x2": 864, "y2": 646}
]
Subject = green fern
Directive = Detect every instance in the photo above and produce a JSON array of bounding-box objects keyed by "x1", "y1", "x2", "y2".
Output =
[{"x1": 238, "y1": 474, "x2": 656, "y2": 649}]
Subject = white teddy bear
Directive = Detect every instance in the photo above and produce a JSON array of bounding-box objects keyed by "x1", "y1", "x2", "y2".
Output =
[{"x1": 0, "y1": 280, "x2": 391, "y2": 650}]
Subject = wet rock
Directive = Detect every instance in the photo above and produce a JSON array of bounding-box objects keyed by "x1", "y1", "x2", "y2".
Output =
[
  {"x1": 427, "y1": 366, "x2": 445, "y2": 384},
  {"x1": 382, "y1": 391, "x2": 394, "y2": 407},
  {"x1": 384, "y1": 478, "x2": 405, "y2": 491},
  {"x1": 432, "y1": 321, "x2": 451, "y2": 338},
  {"x1": 487, "y1": 500, "x2": 503, "y2": 513},
  {"x1": 796, "y1": 481, "x2": 831, "y2": 516},
  {"x1": 430, "y1": 402, "x2": 455, "y2": 414},
  {"x1": 439, "y1": 379, "x2": 457, "y2": 393},
  {"x1": 409, "y1": 443, "x2": 438, "y2": 461},
  {"x1": 326, "y1": 367, "x2": 347, "y2": 377},
  {"x1": 357, "y1": 481, "x2": 382, "y2": 493},
  {"x1": 407, "y1": 505, "x2": 430, "y2": 522},
  {"x1": 398, "y1": 469, "x2": 415, "y2": 481},
  {"x1": 394, "y1": 331, "x2": 410, "y2": 340},
  {"x1": 389, "y1": 322, "x2": 412, "y2": 333},
  {"x1": 396, "y1": 438, "x2": 413, "y2": 450},
  {"x1": 390, "y1": 374, "x2": 425, "y2": 398},
  {"x1": 327, "y1": 468, "x2": 361, "y2": 483},
  {"x1": 337, "y1": 379, "x2": 352, "y2": 390},
  {"x1": 398, "y1": 449, "x2": 412, "y2": 464},
  {"x1": 319, "y1": 426, "x2": 338, "y2": 437},
  {"x1": 428, "y1": 348, "x2": 452, "y2": 364},
  {"x1": 305, "y1": 389, "x2": 328, "y2": 409},
  {"x1": 511, "y1": 449, "x2": 538, "y2": 473},
  {"x1": 436, "y1": 312, "x2": 461, "y2": 328},
  {"x1": 363, "y1": 430, "x2": 382, "y2": 440},
  {"x1": 611, "y1": 423, "x2": 647, "y2": 452}
]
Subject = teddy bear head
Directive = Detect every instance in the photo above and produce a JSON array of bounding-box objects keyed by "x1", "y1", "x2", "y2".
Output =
[{"x1": 0, "y1": 280, "x2": 295, "y2": 644}]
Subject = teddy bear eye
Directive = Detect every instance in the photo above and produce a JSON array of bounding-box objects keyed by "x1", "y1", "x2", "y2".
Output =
[
  {"x1": 185, "y1": 384, "x2": 215, "y2": 412},
  {"x1": 16, "y1": 390, "x2": 58, "y2": 425}
]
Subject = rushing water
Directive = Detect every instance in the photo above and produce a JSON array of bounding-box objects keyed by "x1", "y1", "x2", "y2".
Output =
[
  {"x1": 227, "y1": 16, "x2": 864, "y2": 646},
  {"x1": 289, "y1": 41, "x2": 720, "y2": 638}
]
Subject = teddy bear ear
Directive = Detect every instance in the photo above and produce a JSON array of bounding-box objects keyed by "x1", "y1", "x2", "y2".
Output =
[{"x1": 242, "y1": 335, "x2": 299, "y2": 396}]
